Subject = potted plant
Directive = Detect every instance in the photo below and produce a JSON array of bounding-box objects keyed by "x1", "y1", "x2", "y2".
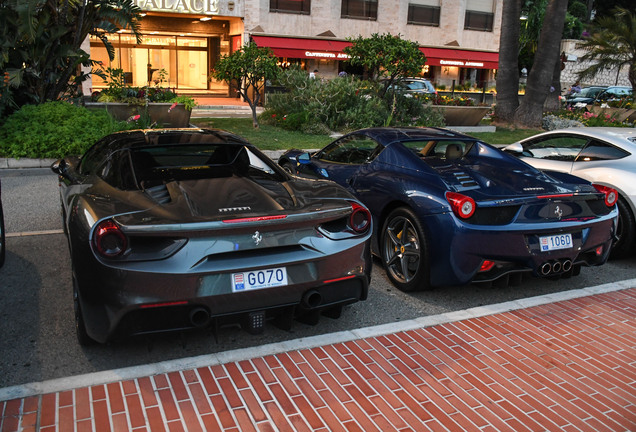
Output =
[
  {"x1": 429, "y1": 95, "x2": 491, "y2": 126},
  {"x1": 87, "y1": 68, "x2": 197, "y2": 128}
]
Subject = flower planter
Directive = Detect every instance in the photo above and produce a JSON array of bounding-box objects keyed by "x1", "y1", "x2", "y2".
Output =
[
  {"x1": 433, "y1": 106, "x2": 491, "y2": 126},
  {"x1": 85, "y1": 102, "x2": 192, "y2": 127},
  {"x1": 585, "y1": 106, "x2": 635, "y2": 123}
]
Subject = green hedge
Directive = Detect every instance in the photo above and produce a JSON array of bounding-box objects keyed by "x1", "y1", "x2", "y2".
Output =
[{"x1": 0, "y1": 101, "x2": 132, "y2": 159}]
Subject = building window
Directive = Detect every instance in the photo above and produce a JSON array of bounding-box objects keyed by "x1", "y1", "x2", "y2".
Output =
[
  {"x1": 341, "y1": 0, "x2": 378, "y2": 20},
  {"x1": 464, "y1": 0, "x2": 494, "y2": 31},
  {"x1": 408, "y1": 2, "x2": 440, "y2": 26},
  {"x1": 270, "y1": 0, "x2": 310, "y2": 14}
]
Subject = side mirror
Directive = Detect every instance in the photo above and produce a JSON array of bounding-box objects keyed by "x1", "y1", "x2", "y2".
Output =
[
  {"x1": 298, "y1": 153, "x2": 311, "y2": 164},
  {"x1": 51, "y1": 159, "x2": 68, "y2": 175},
  {"x1": 51, "y1": 157, "x2": 80, "y2": 181},
  {"x1": 503, "y1": 142, "x2": 524, "y2": 155}
]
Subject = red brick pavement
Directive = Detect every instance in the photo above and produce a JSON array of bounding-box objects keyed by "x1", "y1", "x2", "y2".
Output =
[{"x1": 1, "y1": 288, "x2": 635, "y2": 431}]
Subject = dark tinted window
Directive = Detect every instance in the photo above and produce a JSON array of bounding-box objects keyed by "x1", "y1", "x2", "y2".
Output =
[
  {"x1": 408, "y1": 4, "x2": 440, "y2": 26},
  {"x1": 341, "y1": 0, "x2": 377, "y2": 19},
  {"x1": 521, "y1": 136, "x2": 587, "y2": 161},
  {"x1": 401, "y1": 139, "x2": 474, "y2": 160},
  {"x1": 576, "y1": 140, "x2": 630, "y2": 162},
  {"x1": 464, "y1": 10, "x2": 493, "y2": 31},
  {"x1": 131, "y1": 144, "x2": 283, "y2": 188},
  {"x1": 79, "y1": 136, "x2": 120, "y2": 175},
  {"x1": 318, "y1": 135, "x2": 382, "y2": 164},
  {"x1": 100, "y1": 150, "x2": 137, "y2": 190},
  {"x1": 270, "y1": 0, "x2": 310, "y2": 14}
]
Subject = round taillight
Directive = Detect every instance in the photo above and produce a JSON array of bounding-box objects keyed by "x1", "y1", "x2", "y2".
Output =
[
  {"x1": 349, "y1": 201, "x2": 371, "y2": 234},
  {"x1": 593, "y1": 184, "x2": 618, "y2": 207},
  {"x1": 93, "y1": 220, "x2": 127, "y2": 258},
  {"x1": 446, "y1": 191, "x2": 476, "y2": 219}
]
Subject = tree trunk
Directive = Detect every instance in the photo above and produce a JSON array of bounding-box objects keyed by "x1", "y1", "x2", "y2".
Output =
[
  {"x1": 515, "y1": 0, "x2": 568, "y2": 128},
  {"x1": 494, "y1": 0, "x2": 522, "y2": 124},
  {"x1": 544, "y1": 53, "x2": 563, "y2": 112}
]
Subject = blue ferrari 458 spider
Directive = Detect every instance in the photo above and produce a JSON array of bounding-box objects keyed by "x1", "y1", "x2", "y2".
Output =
[{"x1": 279, "y1": 127, "x2": 619, "y2": 291}]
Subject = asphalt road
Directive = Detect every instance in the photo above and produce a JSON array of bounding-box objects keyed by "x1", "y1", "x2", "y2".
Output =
[{"x1": 1, "y1": 168, "x2": 635, "y2": 389}]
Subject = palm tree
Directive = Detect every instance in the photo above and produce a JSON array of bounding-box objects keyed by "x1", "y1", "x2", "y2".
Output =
[
  {"x1": 494, "y1": 0, "x2": 522, "y2": 123},
  {"x1": 514, "y1": 0, "x2": 568, "y2": 128},
  {"x1": 0, "y1": 0, "x2": 142, "y2": 117},
  {"x1": 576, "y1": 7, "x2": 636, "y2": 93}
]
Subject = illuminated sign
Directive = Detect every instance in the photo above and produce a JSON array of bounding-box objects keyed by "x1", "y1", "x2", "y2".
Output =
[
  {"x1": 305, "y1": 51, "x2": 350, "y2": 59},
  {"x1": 133, "y1": 0, "x2": 219, "y2": 15},
  {"x1": 440, "y1": 59, "x2": 484, "y2": 67}
]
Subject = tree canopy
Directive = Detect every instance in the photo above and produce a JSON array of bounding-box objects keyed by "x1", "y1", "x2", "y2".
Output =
[
  {"x1": 343, "y1": 33, "x2": 427, "y2": 97},
  {"x1": 0, "y1": 0, "x2": 142, "y2": 119},
  {"x1": 577, "y1": 7, "x2": 636, "y2": 92},
  {"x1": 210, "y1": 41, "x2": 280, "y2": 128}
]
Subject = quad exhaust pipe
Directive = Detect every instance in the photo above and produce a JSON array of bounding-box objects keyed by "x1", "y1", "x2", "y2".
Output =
[{"x1": 540, "y1": 259, "x2": 573, "y2": 276}]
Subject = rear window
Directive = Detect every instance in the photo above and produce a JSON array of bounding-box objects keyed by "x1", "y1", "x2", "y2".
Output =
[
  {"x1": 130, "y1": 144, "x2": 283, "y2": 188},
  {"x1": 401, "y1": 139, "x2": 475, "y2": 160}
]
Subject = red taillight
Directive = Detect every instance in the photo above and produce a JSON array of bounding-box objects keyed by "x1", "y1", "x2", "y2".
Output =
[
  {"x1": 349, "y1": 201, "x2": 371, "y2": 234},
  {"x1": 479, "y1": 260, "x2": 495, "y2": 272},
  {"x1": 592, "y1": 184, "x2": 618, "y2": 207},
  {"x1": 93, "y1": 220, "x2": 127, "y2": 258},
  {"x1": 446, "y1": 192, "x2": 476, "y2": 219}
]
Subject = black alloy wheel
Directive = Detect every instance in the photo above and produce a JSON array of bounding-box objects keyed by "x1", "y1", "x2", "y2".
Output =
[
  {"x1": 610, "y1": 197, "x2": 635, "y2": 259},
  {"x1": 381, "y1": 207, "x2": 431, "y2": 291},
  {"x1": 280, "y1": 161, "x2": 296, "y2": 175}
]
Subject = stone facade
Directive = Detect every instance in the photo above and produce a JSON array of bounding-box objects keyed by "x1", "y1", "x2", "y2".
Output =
[
  {"x1": 243, "y1": 0, "x2": 502, "y2": 51},
  {"x1": 560, "y1": 39, "x2": 631, "y2": 90}
]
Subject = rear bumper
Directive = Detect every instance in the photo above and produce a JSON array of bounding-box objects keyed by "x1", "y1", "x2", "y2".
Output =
[
  {"x1": 424, "y1": 211, "x2": 617, "y2": 287},
  {"x1": 75, "y1": 242, "x2": 371, "y2": 343}
]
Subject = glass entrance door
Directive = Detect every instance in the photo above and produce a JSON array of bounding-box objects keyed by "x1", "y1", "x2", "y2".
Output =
[{"x1": 90, "y1": 33, "x2": 212, "y2": 91}]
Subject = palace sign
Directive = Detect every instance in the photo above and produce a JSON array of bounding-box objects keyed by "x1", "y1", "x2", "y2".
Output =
[{"x1": 133, "y1": 0, "x2": 219, "y2": 15}]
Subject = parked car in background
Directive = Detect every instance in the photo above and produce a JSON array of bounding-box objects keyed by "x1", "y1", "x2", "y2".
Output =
[
  {"x1": 279, "y1": 127, "x2": 618, "y2": 292},
  {"x1": 564, "y1": 86, "x2": 607, "y2": 106},
  {"x1": 503, "y1": 128, "x2": 636, "y2": 258},
  {"x1": 383, "y1": 77, "x2": 437, "y2": 95},
  {"x1": 0, "y1": 179, "x2": 5, "y2": 268},
  {"x1": 595, "y1": 86, "x2": 633, "y2": 103},
  {"x1": 52, "y1": 128, "x2": 372, "y2": 344}
]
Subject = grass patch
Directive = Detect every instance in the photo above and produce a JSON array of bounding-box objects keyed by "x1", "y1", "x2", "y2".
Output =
[
  {"x1": 193, "y1": 118, "x2": 544, "y2": 150},
  {"x1": 191, "y1": 118, "x2": 333, "y2": 150},
  {"x1": 468, "y1": 128, "x2": 543, "y2": 145}
]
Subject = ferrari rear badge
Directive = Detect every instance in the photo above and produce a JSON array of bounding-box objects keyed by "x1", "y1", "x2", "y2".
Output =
[{"x1": 252, "y1": 231, "x2": 263, "y2": 245}]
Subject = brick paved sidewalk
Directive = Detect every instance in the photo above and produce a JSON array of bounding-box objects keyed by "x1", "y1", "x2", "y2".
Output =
[{"x1": 1, "y1": 287, "x2": 635, "y2": 432}]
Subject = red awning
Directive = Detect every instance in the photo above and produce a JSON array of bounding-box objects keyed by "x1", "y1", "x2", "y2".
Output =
[
  {"x1": 251, "y1": 35, "x2": 352, "y2": 60},
  {"x1": 421, "y1": 47, "x2": 499, "y2": 69},
  {"x1": 251, "y1": 35, "x2": 499, "y2": 69}
]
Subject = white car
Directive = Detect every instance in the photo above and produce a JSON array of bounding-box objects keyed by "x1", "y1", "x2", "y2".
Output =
[{"x1": 503, "y1": 127, "x2": 636, "y2": 258}]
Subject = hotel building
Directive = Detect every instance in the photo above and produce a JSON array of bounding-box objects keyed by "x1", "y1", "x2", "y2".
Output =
[{"x1": 85, "y1": 0, "x2": 502, "y2": 97}]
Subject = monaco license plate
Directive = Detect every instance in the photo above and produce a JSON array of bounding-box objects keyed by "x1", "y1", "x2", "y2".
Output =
[
  {"x1": 231, "y1": 267, "x2": 288, "y2": 292},
  {"x1": 539, "y1": 233, "x2": 572, "y2": 252}
]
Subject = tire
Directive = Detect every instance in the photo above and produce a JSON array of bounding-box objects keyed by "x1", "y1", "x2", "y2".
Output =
[
  {"x1": 73, "y1": 271, "x2": 96, "y2": 346},
  {"x1": 280, "y1": 161, "x2": 295, "y2": 175},
  {"x1": 0, "y1": 202, "x2": 5, "y2": 268},
  {"x1": 380, "y1": 207, "x2": 431, "y2": 292},
  {"x1": 610, "y1": 197, "x2": 635, "y2": 259}
]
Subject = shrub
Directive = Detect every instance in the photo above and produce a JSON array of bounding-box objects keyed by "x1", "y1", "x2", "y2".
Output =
[
  {"x1": 542, "y1": 115, "x2": 585, "y2": 130},
  {"x1": 263, "y1": 68, "x2": 445, "y2": 132},
  {"x1": 0, "y1": 101, "x2": 132, "y2": 158}
]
